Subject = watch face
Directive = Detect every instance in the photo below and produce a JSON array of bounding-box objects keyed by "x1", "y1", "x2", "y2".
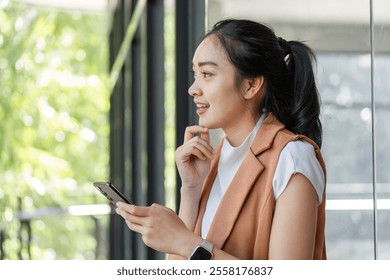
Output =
[{"x1": 190, "y1": 246, "x2": 212, "y2": 260}]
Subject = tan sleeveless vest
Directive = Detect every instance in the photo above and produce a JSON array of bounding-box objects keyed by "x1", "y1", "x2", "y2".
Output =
[{"x1": 171, "y1": 113, "x2": 326, "y2": 259}]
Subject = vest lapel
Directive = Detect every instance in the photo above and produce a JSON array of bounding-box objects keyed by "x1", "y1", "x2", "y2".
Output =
[{"x1": 205, "y1": 152, "x2": 264, "y2": 248}]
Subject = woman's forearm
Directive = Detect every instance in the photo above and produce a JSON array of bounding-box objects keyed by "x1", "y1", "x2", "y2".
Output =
[{"x1": 178, "y1": 186, "x2": 202, "y2": 231}]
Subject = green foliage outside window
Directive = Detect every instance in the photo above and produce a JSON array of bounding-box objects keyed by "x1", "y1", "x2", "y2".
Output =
[{"x1": 0, "y1": 2, "x2": 110, "y2": 259}]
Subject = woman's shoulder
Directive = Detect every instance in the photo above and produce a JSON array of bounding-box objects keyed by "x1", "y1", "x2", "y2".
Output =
[
  {"x1": 273, "y1": 140, "x2": 325, "y2": 203},
  {"x1": 283, "y1": 139, "x2": 316, "y2": 157}
]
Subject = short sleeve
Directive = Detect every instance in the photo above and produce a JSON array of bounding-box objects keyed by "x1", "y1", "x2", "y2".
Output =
[{"x1": 272, "y1": 140, "x2": 325, "y2": 204}]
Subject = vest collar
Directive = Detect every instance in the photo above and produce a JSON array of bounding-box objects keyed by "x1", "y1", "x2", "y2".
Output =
[{"x1": 250, "y1": 113, "x2": 285, "y2": 156}]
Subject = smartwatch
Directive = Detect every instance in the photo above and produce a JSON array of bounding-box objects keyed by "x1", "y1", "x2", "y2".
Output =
[{"x1": 189, "y1": 239, "x2": 214, "y2": 260}]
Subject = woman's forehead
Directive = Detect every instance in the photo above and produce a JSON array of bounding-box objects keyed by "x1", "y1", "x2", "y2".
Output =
[{"x1": 192, "y1": 35, "x2": 228, "y2": 66}]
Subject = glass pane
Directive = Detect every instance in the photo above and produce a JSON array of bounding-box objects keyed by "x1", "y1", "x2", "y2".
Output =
[
  {"x1": 374, "y1": 0, "x2": 390, "y2": 260},
  {"x1": 207, "y1": 0, "x2": 375, "y2": 259},
  {"x1": 318, "y1": 53, "x2": 374, "y2": 259}
]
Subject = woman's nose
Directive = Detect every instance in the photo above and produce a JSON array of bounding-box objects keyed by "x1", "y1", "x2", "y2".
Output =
[{"x1": 188, "y1": 80, "x2": 201, "y2": 96}]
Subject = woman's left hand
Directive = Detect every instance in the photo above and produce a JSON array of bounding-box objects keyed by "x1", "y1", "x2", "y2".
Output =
[{"x1": 116, "y1": 202, "x2": 201, "y2": 257}]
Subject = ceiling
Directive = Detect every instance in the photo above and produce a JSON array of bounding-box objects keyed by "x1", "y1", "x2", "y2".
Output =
[
  {"x1": 207, "y1": 0, "x2": 390, "y2": 52},
  {"x1": 14, "y1": 0, "x2": 110, "y2": 12},
  {"x1": 207, "y1": 0, "x2": 390, "y2": 25}
]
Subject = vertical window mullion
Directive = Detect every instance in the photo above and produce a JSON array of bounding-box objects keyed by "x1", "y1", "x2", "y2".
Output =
[
  {"x1": 369, "y1": 0, "x2": 378, "y2": 260},
  {"x1": 146, "y1": 0, "x2": 165, "y2": 260}
]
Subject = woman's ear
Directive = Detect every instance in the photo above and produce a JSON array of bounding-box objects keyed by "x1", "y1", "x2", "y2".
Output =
[{"x1": 243, "y1": 76, "x2": 265, "y2": 100}]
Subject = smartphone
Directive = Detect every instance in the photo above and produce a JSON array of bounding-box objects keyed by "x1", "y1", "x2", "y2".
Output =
[{"x1": 93, "y1": 182, "x2": 132, "y2": 206}]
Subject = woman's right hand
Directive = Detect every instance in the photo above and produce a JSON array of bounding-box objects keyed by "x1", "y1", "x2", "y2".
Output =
[{"x1": 175, "y1": 126, "x2": 215, "y2": 190}]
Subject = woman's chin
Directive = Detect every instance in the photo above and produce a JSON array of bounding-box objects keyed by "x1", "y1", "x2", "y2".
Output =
[{"x1": 198, "y1": 119, "x2": 217, "y2": 129}]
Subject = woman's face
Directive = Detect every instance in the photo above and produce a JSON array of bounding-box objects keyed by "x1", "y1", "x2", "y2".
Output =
[{"x1": 189, "y1": 35, "x2": 251, "y2": 130}]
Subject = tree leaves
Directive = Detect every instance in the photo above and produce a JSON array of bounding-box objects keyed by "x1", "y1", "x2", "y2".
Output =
[{"x1": 0, "y1": 2, "x2": 110, "y2": 259}]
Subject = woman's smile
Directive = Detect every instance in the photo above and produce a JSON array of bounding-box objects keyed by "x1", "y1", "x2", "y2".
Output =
[{"x1": 195, "y1": 102, "x2": 210, "y2": 115}]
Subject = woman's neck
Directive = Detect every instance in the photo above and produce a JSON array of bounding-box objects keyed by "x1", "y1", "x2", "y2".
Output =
[{"x1": 223, "y1": 114, "x2": 261, "y2": 147}]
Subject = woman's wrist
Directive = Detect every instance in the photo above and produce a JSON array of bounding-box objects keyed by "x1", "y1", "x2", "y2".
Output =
[
  {"x1": 180, "y1": 183, "x2": 203, "y2": 192},
  {"x1": 180, "y1": 185, "x2": 202, "y2": 205},
  {"x1": 177, "y1": 233, "x2": 203, "y2": 259},
  {"x1": 180, "y1": 183, "x2": 200, "y2": 189},
  {"x1": 180, "y1": 185, "x2": 201, "y2": 197}
]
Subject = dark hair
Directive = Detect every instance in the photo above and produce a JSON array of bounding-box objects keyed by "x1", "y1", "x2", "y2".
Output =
[{"x1": 205, "y1": 19, "x2": 322, "y2": 147}]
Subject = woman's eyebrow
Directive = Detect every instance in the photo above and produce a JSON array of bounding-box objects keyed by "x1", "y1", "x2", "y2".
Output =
[{"x1": 192, "y1": 61, "x2": 219, "y2": 68}]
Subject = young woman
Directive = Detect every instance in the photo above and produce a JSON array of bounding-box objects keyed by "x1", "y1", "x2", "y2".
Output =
[{"x1": 116, "y1": 19, "x2": 326, "y2": 260}]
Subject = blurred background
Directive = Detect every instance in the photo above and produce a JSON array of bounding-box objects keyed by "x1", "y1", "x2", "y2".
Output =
[
  {"x1": 0, "y1": 0, "x2": 111, "y2": 259},
  {"x1": 0, "y1": 0, "x2": 389, "y2": 260}
]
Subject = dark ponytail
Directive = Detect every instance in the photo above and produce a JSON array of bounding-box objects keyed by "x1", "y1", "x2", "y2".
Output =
[
  {"x1": 285, "y1": 41, "x2": 322, "y2": 147},
  {"x1": 205, "y1": 19, "x2": 322, "y2": 147}
]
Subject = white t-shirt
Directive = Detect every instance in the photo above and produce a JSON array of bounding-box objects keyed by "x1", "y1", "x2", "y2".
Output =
[{"x1": 201, "y1": 116, "x2": 325, "y2": 238}]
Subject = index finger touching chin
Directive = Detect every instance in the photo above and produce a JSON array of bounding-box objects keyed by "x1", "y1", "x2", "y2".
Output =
[
  {"x1": 200, "y1": 129, "x2": 210, "y2": 143},
  {"x1": 184, "y1": 126, "x2": 209, "y2": 142}
]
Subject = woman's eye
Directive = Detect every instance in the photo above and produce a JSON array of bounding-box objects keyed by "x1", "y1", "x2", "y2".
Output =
[{"x1": 191, "y1": 70, "x2": 212, "y2": 79}]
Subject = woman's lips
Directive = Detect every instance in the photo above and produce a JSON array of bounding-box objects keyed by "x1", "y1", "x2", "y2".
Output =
[{"x1": 196, "y1": 103, "x2": 209, "y2": 115}]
